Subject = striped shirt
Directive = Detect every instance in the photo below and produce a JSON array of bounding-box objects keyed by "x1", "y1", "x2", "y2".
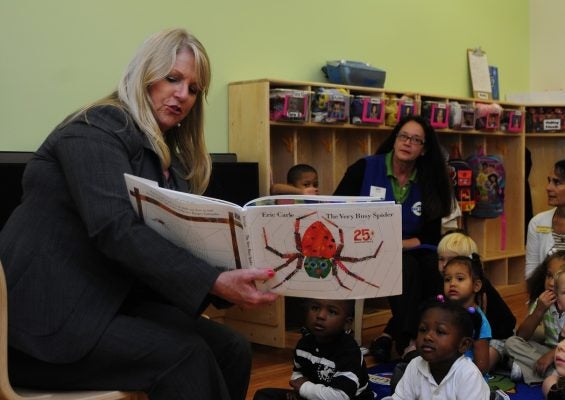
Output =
[{"x1": 292, "y1": 331, "x2": 373, "y2": 400}]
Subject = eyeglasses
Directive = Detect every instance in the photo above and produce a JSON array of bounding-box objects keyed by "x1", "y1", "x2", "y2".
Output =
[
  {"x1": 548, "y1": 176, "x2": 564, "y2": 187},
  {"x1": 396, "y1": 132, "x2": 425, "y2": 146}
]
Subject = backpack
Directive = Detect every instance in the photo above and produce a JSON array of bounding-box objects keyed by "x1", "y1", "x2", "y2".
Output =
[
  {"x1": 466, "y1": 147, "x2": 505, "y2": 219},
  {"x1": 447, "y1": 145, "x2": 475, "y2": 213}
]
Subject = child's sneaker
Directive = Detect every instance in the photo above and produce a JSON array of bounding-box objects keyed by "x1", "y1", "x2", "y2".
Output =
[{"x1": 510, "y1": 361, "x2": 523, "y2": 381}]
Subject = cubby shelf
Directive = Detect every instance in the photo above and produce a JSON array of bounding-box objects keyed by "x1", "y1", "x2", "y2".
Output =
[
  {"x1": 524, "y1": 104, "x2": 565, "y2": 217},
  {"x1": 224, "y1": 78, "x2": 527, "y2": 348}
]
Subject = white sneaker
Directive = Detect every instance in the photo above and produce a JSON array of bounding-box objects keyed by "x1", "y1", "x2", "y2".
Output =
[{"x1": 510, "y1": 361, "x2": 523, "y2": 381}]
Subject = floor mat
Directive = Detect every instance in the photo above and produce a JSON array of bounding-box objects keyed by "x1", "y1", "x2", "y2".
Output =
[
  {"x1": 367, "y1": 363, "x2": 394, "y2": 399},
  {"x1": 367, "y1": 365, "x2": 544, "y2": 400}
]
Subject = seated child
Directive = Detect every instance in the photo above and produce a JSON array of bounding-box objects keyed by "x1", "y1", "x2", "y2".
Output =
[
  {"x1": 442, "y1": 255, "x2": 492, "y2": 376},
  {"x1": 505, "y1": 250, "x2": 565, "y2": 385},
  {"x1": 383, "y1": 299, "x2": 490, "y2": 399},
  {"x1": 390, "y1": 249, "x2": 494, "y2": 391},
  {"x1": 253, "y1": 298, "x2": 373, "y2": 400},
  {"x1": 437, "y1": 231, "x2": 516, "y2": 371},
  {"x1": 271, "y1": 164, "x2": 319, "y2": 195}
]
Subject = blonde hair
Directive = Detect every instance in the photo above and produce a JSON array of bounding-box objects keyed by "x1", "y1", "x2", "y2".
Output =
[
  {"x1": 437, "y1": 232, "x2": 478, "y2": 256},
  {"x1": 69, "y1": 28, "x2": 211, "y2": 194}
]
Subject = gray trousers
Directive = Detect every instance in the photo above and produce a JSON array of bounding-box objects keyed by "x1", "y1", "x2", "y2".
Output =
[{"x1": 505, "y1": 335, "x2": 555, "y2": 385}]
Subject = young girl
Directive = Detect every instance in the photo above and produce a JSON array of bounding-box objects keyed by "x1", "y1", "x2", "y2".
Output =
[
  {"x1": 506, "y1": 250, "x2": 565, "y2": 385},
  {"x1": 437, "y1": 231, "x2": 516, "y2": 371},
  {"x1": 442, "y1": 254, "x2": 492, "y2": 375},
  {"x1": 543, "y1": 269, "x2": 565, "y2": 399},
  {"x1": 383, "y1": 300, "x2": 490, "y2": 399}
]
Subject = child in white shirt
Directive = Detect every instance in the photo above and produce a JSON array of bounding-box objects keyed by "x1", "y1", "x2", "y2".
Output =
[{"x1": 383, "y1": 299, "x2": 490, "y2": 399}]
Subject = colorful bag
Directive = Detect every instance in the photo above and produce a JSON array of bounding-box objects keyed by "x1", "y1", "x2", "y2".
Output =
[
  {"x1": 447, "y1": 145, "x2": 475, "y2": 213},
  {"x1": 466, "y1": 147, "x2": 505, "y2": 219}
]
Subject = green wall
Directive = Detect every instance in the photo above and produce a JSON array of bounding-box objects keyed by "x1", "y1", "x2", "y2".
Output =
[{"x1": 0, "y1": 0, "x2": 529, "y2": 152}]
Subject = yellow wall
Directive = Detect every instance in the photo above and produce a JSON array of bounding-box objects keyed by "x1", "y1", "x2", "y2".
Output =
[{"x1": 0, "y1": 0, "x2": 529, "y2": 152}]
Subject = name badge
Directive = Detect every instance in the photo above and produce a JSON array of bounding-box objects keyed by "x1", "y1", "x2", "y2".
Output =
[
  {"x1": 369, "y1": 186, "x2": 386, "y2": 200},
  {"x1": 536, "y1": 226, "x2": 552, "y2": 234}
]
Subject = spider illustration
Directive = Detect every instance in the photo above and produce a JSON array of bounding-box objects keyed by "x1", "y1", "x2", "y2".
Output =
[{"x1": 262, "y1": 211, "x2": 383, "y2": 290}]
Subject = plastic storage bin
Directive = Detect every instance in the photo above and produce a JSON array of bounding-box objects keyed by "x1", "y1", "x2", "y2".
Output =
[
  {"x1": 311, "y1": 88, "x2": 351, "y2": 123},
  {"x1": 269, "y1": 89, "x2": 310, "y2": 122},
  {"x1": 350, "y1": 95, "x2": 385, "y2": 125},
  {"x1": 322, "y1": 60, "x2": 386, "y2": 88}
]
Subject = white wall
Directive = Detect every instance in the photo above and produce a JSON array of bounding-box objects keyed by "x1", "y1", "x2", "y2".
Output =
[{"x1": 530, "y1": 0, "x2": 565, "y2": 91}]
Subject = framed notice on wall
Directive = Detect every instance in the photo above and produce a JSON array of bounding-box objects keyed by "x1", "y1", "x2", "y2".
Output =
[{"x1": 467, "y1": 48, "x2": 492, "y2": 100}]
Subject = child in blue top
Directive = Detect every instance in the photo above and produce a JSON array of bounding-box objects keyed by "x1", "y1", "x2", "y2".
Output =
[
  {"x1": 437, "y1": 231, "x2": 515, "y2": 372},
  {"x1": 442, "y1": 254, "x2": 492, "y2": 376}
]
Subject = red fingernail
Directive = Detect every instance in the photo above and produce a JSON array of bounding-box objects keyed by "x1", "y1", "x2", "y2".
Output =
[{"x1": 267, "y1": 269, "x2": 275, "y2": 277}]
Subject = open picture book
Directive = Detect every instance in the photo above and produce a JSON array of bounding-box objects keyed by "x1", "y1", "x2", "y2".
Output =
[{"x1": 125, "y1": 173, "x2": 402, "y2": 299}]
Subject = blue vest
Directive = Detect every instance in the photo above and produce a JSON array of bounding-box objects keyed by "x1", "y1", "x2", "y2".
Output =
[{"x1": 360, "y1": 155, "x2": 423, "y2": 239}]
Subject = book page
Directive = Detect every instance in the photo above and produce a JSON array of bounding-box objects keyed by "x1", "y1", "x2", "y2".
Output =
[
  {"x1": 125, "y1": 174, "x2": 249, "y2": 270},
  {"x1": 244, "y1": 194, "x2": 392, "y2": 207},
  {"x1": 244, "y1": 201, "x2": 402, "y2": 299}
]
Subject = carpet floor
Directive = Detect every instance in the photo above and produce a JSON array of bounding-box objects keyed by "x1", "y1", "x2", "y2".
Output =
[{"x1": 368, "y1": 362, "x2": 544, "y2": 399}]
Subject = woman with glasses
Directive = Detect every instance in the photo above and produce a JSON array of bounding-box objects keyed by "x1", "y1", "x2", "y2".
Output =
[
  {"x1": 334, "y1": 114, "x2": 453, "y2": 362},
  {"x1": 525, "y1": 159, "x2": 565, "y2": 279}
]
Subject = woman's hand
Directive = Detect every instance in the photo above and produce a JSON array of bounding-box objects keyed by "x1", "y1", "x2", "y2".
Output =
[{"x1": 210, "y1": 268, "x2": 278, "y2": 308}]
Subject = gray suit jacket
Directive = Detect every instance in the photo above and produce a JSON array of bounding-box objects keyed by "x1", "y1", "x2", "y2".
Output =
[{"x1": 0, "y1": 106, "x2": 220, "y2": 363}]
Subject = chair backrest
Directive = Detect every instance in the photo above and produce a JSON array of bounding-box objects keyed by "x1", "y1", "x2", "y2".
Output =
[
  {"x1": 0, "y1": 261, "x2": 24, "y2": 400},
  {"x1": 0, "y1": 261, "x2": 145, "y2": 400}
]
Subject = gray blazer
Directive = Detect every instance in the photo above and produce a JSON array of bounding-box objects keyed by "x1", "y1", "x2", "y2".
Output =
[{"x1": 0, "y1": 106, "x2": 220, "y2": 363}]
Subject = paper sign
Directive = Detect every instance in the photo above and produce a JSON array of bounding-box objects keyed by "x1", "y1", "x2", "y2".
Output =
[{"x1": 468, "y1": 48, "x2": 492, "y2": 100}]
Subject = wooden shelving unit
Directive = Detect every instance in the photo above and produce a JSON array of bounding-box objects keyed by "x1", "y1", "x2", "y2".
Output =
[
  {"x1": 224, "y1": 78, "x2": 526, "y2": 348},
  {"x1": 523, "y1": 105, "x2": 565, "y2": 216}
]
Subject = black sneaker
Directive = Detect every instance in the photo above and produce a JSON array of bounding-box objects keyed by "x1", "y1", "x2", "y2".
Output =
[{"x1": 370, "y1": 335, "x2": 393, "y2": 363}]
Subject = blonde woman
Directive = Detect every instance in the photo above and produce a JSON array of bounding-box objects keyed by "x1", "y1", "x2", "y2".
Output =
[{"x1": 0, "y1": 29, "x2": 277, "y2": 400}]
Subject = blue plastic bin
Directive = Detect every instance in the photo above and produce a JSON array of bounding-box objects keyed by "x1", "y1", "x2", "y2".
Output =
[{"x1": 322, "y1": 60, "x2": 386, "y2": 88}]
